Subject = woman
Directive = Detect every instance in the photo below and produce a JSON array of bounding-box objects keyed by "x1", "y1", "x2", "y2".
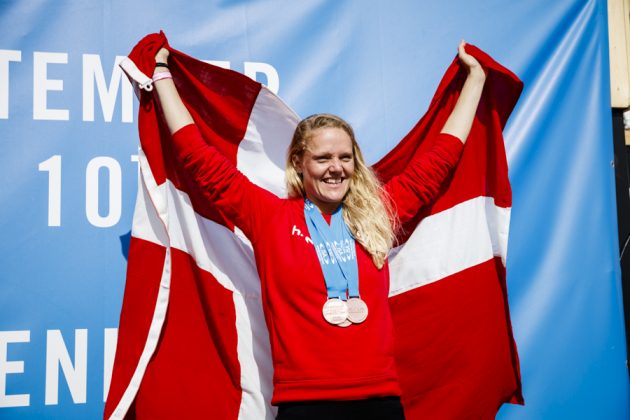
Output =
[{"x1": 151, "y1": 42, "x2": 485, "y2": 420}]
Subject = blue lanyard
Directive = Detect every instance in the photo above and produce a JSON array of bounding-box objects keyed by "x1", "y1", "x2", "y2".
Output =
[{"x1": 304, "y1": 199, "x2": 359, "y2": 300}]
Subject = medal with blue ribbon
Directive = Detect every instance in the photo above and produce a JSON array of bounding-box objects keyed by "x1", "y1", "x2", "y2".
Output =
[{"x1": 304, "y1": 199, "x2": 368, "y2": 326}]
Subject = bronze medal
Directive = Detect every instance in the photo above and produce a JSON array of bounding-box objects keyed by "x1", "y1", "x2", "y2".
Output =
[{"x1": 346, "y1": 297, "x2": 368, "y2": 324}]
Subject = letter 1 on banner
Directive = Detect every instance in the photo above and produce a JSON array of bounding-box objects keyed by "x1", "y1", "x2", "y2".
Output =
[
  {"x1": 0, "y1": 49, "x2": 22, "y2": 119},
  {"x1": 45, "y1": 329, "x2": 88, "y2": 405},
  {"x1": 38, "y1": 155, "x2": 62, "y2": 227},
  {"x1": 33, "y1": 52, "x2": 69, "y2": 121},
  {"x1": 0, "y1": 331, "x2": 30, "y2": 408}
]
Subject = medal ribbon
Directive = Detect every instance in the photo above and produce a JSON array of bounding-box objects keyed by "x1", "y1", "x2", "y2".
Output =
[{"x1": 304, "y1": 199, "x2": 359, "y2": 300}]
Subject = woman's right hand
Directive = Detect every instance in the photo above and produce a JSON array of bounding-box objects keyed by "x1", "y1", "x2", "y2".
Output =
[{"x1": 155, "y1": 47, "x2": 170, "y2": 65}]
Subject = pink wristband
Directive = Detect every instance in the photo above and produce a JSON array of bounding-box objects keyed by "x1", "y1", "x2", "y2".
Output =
[{"x1": 152, "y1": 71, "x2": 172, "y2": 82}]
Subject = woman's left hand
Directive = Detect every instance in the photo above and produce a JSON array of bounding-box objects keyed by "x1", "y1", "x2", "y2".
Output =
[
  {"x1": 458, "y1": 40, "x2": 485, "y2": 81},
  {"x1": 439, "y1": 40, "x2": 487, "y2": 142}
]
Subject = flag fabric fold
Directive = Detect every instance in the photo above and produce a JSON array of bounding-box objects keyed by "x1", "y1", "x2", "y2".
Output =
[{"x1": 105, "y1": 32, "x2": 523, "y2": 419}]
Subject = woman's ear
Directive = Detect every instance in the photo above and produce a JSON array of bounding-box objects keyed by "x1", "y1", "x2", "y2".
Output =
[{"x1": 292, "y1": 155, "x2": 302, "y2": 174}]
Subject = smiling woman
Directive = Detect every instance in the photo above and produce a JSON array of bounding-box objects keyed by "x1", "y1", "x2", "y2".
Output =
[{"x1": 149, "y1": 41, "x2": 485, "y2": 420}]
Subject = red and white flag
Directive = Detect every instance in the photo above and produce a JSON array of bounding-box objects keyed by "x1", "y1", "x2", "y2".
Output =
[{"x1": 105, "y1": 32, "x2": 523, "y2": 420}]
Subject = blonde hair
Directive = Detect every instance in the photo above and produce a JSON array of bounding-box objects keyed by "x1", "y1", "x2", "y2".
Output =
[{"x1": 286, "y1": 114, "x2": 398, "y2": 269}]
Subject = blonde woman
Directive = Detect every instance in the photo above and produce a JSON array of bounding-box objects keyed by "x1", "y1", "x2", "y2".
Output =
[{"x1": 151, "y1": 42, "x2": 485, "y2": 420}]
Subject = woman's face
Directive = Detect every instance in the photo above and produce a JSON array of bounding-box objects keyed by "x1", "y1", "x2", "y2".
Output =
[{"x1": 297, "y1": 127, "x2": 355, "y2": 213}]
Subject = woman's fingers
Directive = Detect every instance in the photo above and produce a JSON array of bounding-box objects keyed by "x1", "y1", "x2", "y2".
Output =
[
  {"x1": 155, "y1": 47, "x2": 169, "y2": 63},
  {"x1": 457, "y1": 40, "x2": 484, "y2": 77}
]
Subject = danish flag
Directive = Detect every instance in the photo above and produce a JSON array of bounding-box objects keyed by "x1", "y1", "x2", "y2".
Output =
[{"x1": 105, "y1": 32, "x2": 523, "y2": 419}]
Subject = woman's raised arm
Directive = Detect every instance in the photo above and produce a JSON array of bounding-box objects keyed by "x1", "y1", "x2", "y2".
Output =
[
  {"x1": 440, "y1": 41, "x2": 486, "y2": 143},
  {"x1": 383, "y1": 42, "x2": 487, "y2": 222},
  {"x1": 147, "y1": 47, "x2": 281, "y2": 241},
  {"x1": 153, "y1": 47, "x2": 194, "y2": 134}
]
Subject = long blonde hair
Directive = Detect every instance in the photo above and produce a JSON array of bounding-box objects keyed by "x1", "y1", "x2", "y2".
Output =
[{"x1": 286, "y1": 114, "x2": 398, "y2": 269}]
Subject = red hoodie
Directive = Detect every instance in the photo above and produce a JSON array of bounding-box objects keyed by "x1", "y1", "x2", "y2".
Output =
[{"x1": 171, "y1": 123, "x2": 463, "y2": 403}]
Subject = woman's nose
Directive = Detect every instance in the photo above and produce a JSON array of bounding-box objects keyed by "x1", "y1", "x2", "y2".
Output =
[{"x1": 329, "y1": 159, "x2": 343, "y2": 173}]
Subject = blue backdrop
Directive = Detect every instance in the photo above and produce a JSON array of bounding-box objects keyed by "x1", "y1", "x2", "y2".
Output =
[{"x1": 0, "y1": 0, "x2": 627, "y2": 418}]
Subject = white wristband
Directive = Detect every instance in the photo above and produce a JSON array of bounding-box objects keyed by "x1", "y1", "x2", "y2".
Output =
[{"x1": 152, "y1": 71, "x2": 172, "y2": 82}]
